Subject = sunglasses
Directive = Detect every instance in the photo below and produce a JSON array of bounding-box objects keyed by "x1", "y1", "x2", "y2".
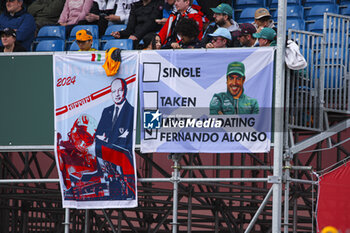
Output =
[
  {"x1": 212, "y1": 37, "x2": 224, "y2": 42},
  {"x1": 76, "y1": 40, "x2": 89, "y2": 44}
]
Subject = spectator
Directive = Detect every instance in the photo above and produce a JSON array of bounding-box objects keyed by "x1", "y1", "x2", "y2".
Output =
[
  {"x1": 166, "y1": 17, "x2": 200, "y2": 49},
  {"x1": 155, "y1": 0, "x2": 199, "y2": 26},
  {"x1": 158, "y1": 0, "x2": 205, "y2": 46},
  {"x1": 58, "y1": 0, "x2": 94, "y2": 38},
  {"x1": 200, "y1": 3, "x2": 238, "y2": 48},
  {"x1": 252, "y1": 8, "x2": 275, "y2": 33},
  {"x1": 79, "y1": 0, "x2": 118, "y2": 37},
  {"x1": 138, "y1": 32, "x2": 161, "y2": 50},
  {"x1": 253, "y1": 27, "x2": 276, "y2": 46},
  {"x1": 75, "y1": 29, "x2": 98, "y2": 51},
  {"x1": 0, "y1": 27, "x2": 26, "y2": 52},
  {"x1": 205, "y1": 27, "x2": 231, "y2": 49},
  {"x1": 237, "y1": 23, "x2": 258, "y2": 47},
  {"x1": 111, "y1": 0, "x2": 163, "y2": 48},
  {"x1": 27, "y1": 0, "x2": 65, "y2": 31},
  {"x1": 105, "y1": 0, "x2": 139, "y2": 25},
  {"x1": 0, "y1": 0, "x2": 36, "y2": 51}
]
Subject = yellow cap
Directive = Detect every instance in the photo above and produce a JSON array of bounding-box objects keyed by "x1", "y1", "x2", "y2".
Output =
[
  {"x1": 76, "y1": 29, "x2": 93, "y2": 41},
  {"x1": 321, "y1": 226, "x2": 338, "y2": 233},
  {"x1": 254, "y1": 8, "x2": 271, "y2": 19}
]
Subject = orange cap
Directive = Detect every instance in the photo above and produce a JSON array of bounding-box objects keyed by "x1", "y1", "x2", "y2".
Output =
[{"x1": 76, "y1": 29, "x2": 93, "y2": 41}]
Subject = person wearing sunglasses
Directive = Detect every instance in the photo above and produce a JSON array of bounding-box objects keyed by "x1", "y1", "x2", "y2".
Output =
[
  {"x1": 205, "y1": 27, "x2": 231, "y2": 49},
  {"x1": 75, "y1": 29, "x2": 97, "y2": 51},
  {"x1": 0, "y1": 0, "x2": 36, "y2": 51}
]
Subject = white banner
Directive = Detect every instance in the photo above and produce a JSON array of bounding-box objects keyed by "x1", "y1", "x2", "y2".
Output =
[
  {"x1": 54, "y1": 51, "x2": 138, "y2": 209},
  {"x1": 139, "y1": 48, "x2": 275, "y2": 153}
]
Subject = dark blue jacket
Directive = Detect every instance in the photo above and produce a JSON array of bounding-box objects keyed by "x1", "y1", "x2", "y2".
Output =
[
  {"x1": 0, "y1": 8, "x2": 36, "y2": 51},
  {"x1": 95, "y1": 100, "x2": 134, "y2": 152}
]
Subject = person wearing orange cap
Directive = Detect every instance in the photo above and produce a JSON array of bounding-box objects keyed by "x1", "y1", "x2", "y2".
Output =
[
  {"x1": 252, "y1": 8, "x2": 275, "y2": 33},
  {"x1": 75, "y1": 29, "x2": 97, "y2": 51}
]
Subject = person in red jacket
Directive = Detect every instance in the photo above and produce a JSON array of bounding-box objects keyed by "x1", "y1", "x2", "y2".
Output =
[{"x1": 158, "y1": 0, "x2": 204, "y2": 46}]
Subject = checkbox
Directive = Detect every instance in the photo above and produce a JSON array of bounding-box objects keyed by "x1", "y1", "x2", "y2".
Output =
[
  {"x1": 143, "y1": 62, "x2": 161, "y2": 82},
  {"x1": 143, "y1": 91, "x2": 158, "y2": 110}
]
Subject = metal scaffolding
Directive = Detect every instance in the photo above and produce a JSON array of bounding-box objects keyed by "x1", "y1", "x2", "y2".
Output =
[{"x1": 1, "y1": 5, "x2": 350, "y2": 232}]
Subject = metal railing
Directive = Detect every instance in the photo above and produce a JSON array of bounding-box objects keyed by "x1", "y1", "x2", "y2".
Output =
[{"x1": 286, "y1": 13, "x2": 350, "y2": 132}]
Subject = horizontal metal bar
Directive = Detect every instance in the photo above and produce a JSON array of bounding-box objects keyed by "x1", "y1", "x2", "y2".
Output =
[
  {"x1": 0, "y1": 177, "x2": 269, "y2": 184},
  {"x1": 179, "y1": 178, "x2": 268, "y2": 183},
  {"x1": 0, "y1": 177, "x2": 315, "y2": 185},
  {"x1": 0, "y1": 145, "x2": 55, "y2": 152},
  {"x1": 0, "y1": 179, "x2": 60, "y2": 183},
  {"x1": 181, "y1": 166, "x2": 313, "y2": 171},
  {"x1": 0, "y1": 145, "x2": 141, "y2": 152},
  {"x1": 288, "y1": 178, "x2": 317, "y2": 185}
]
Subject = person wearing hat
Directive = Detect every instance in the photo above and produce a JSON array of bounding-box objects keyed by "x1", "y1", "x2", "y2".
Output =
[
  {"x1": 237, "y1": 23, "x2": 258, "y2": 47},
  {"x1": 0, "y1": 0, "x2": 36, "y2": 51},
  {"x1": 0, "y1": 27, "x2": 26, "y2": 52},
  {"x1": 75, "y1": 29, "x2": 97, "y2": 51},
  {"x1": 200, "y1": 3, "x2": 239, "y2": 48},
  {"x1": 209, "y1": 61, "x2": 259, "y2": 115},
  {"x1": 253, "y1": 27, "x2": 276, "y2": 46},
  {"x1": 205, "y1": 27, "x2": 231, "y2": 48},
  {"x1": 252, "y1": 8, "x2": 275, "y2": 33}
]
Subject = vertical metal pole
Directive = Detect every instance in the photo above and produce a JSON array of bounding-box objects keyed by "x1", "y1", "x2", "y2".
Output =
[
  {"x1": 171, "y1": 154, "x2": 180, "y2": 233},
  {"x1": 187, "y1": 155, "x2": 193, "y2": 233},
  {"x1": 84, "y1": 209, "x2": 90, "y2": 233},
  {"x1": 64, "y1": 208, "x2": 70, "y2": 233},
  {"x1": 274, "y1": 0, "x2": 287, "y2": 232},
  {"x1": 284, "y1": 163, "x2": 291, "y2": 233}
]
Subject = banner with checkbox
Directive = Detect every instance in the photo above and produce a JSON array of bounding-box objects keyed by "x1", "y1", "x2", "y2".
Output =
[{"x1": 139, "y1": 48, "x2": 275, "y2": 153}]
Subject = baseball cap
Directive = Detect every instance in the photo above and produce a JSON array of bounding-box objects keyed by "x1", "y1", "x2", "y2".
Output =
[
  {"x1": 0, "y1": 28, "x2": 16, "y2": 37},
  {"x1": 239, "y1": 23, "x2": 256, "y2": 35},
  {"x1": 208, "y1": 27, "x2": 232, "y2": 40},
  {"x1": 76, "y1": 29, "x2": 93, "y2": 41},
  {"x1": 254, "y1": 8, "x2": 271, "y2": 19},
  {"x1": 211, "y1": 3, "x2": 233, "y2": 18},
  {"x1": 227, "y1": 62, "x2": 245, "y2": 77},
  {"x1": 253, "y1": 27, "x2": 276, "y2": 41}
]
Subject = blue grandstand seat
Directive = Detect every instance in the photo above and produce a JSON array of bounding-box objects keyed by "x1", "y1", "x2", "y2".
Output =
[
  {"x1": 68, "y1": 25, "x2": 99, "y2": 41},
  {"x1": 303, "y1": 0, "x2": 336, "y2": 7},
  {"x1": 271, "y1": 5, "x2": 304, "y2": 20},
  {"x1": 307, "y1": 18, "x2": 324, "y2": 32},
  {"x1": 36, "y1": 26, "x2": 66, "y2": 41},
  {"x1": 103, "y1": 39, "x2": 133, "y2": 50},
  {"x1": 101, "y1": 24, "x2": 127, "y2": 40},
  {"x1": 69, "y1": 40, "x2": 100, "y2": 51},
  {"x1": 307, "y1": 18, "x2": 343, "y2": 33},
  {"x1": 305, "y1": 4, "x2": 338, "y2": 20},
  {"x1": 35, "y1": 40, "x2": 65, "y2": 52},
  {"x1": 286, "y1": 19, "x2": 305, "y2": 31},
  {"x1": 235, "y1": 0, "x2": 266, "y2": 9},
  {"x1": 340, "y1": 4, "x2": 350, "y2": 15},
  {"x1": 236, "y1": 7, "x2": 262, "y2": 23},
  {"x1": 269, "y1": 0, "x2": 301, "y2": 8}
]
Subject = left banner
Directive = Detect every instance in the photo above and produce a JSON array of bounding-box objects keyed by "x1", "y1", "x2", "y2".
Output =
[{"x1": 53, "y1": 52, "x2": 138, "y2": 209}]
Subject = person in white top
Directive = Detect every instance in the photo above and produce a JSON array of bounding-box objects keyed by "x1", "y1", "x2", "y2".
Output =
[{"x1": 106, "y1": 0, "x2": 139, "y2": 25}]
